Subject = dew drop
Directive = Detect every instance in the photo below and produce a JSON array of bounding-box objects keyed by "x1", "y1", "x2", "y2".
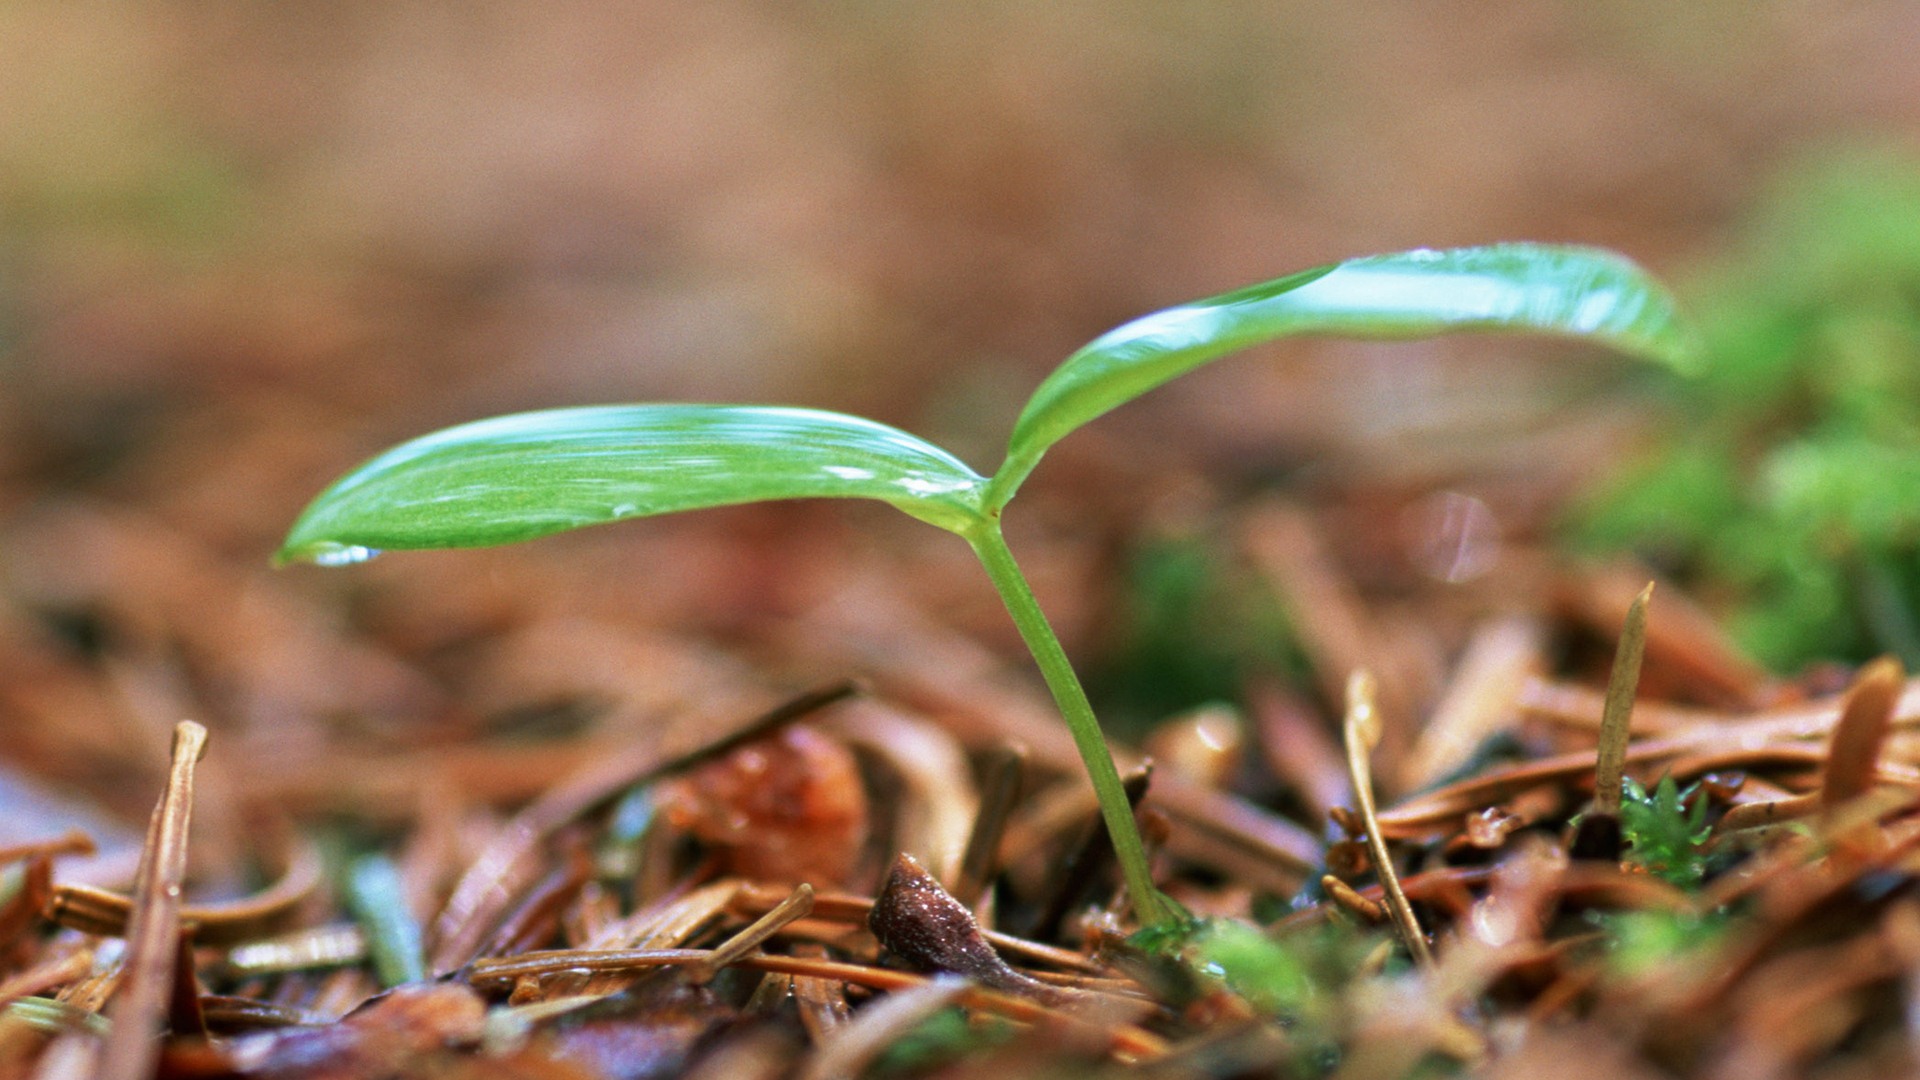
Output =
[{"x1": 312, "y1": 544, "x2": 380, "y2": 567}]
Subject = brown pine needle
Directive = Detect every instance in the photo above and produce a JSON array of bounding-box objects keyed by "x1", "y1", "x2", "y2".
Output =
[
  {"x1": 689, "y1": 883, "x2": 814, "y2": 984},
  {"x1": 99, "y1": 720, "x2": 208, "y2": 1080},
  {"x1": 1342, "y1": 671, "x2": 1433, "y2": 968},
  {"x1": 46, "y1": 833, "x2": 322, "y2": 944},
  {"x1": 1717, "y1": 792, "x2": 1822, "y2": 834},
  {"x1": 0, "y1": 831, "x2": 96, "y2": 868},
  {"x1": 1321, "y1": 874, "x2": 1388, "y2": 923},
  {"x1": 468, "y1": 949, "x2": 1166, "y2": 1059}
]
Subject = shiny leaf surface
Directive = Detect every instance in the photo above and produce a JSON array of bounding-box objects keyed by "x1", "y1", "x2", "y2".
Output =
[
  {"x1": 991, "y1": 244, "x2": 1696, "y2": 504},
  {"x1": 278, "y1": 405, "x2": 989, "y2": 564}
]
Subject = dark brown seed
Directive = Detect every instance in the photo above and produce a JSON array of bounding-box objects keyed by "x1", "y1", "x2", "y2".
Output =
[{"x1": 868, "y1": 853, "x2": 1055, "y2": 1001}]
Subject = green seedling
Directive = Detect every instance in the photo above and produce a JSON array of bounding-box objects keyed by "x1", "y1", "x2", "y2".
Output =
[{"x1": 279, "y1": 244, "x2": 1692, "y2": 929}]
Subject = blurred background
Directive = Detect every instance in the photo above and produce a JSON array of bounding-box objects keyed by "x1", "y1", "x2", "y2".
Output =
[{"x1": 6, "y1": 1, "x2": 1920, "y2": 839}]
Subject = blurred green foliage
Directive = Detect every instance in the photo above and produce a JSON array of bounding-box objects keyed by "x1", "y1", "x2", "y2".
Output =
[
  {"x1": 1086, "y1": 531, "x2": 1304, "y2": 735},
  {"x1": 1598, "y1": 909, "x2": 1730, "y2": 979},
  {"x1": 868, "y1": 1008, "x2": 1014, "y2": 1077},
  {"x1": 1191, "y1": 919, "x2": 1382, "y2": 1075},
  {"x1": 1574, "y1": 149, "x2": 1920, "y2": 670}
]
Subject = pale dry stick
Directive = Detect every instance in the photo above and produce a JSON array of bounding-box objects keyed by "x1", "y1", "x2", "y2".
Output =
[
  {"x1": 562, "y1": 879, "x2": 743, "y2": 997},
  {"x1": 795, "y1": 977, "x2": 971, "y2": 1080},
  {"x1": 99, "y1": 720, "x2": 208, "y2": 1080},
  {"x1": 688, "y1": 884, "x2": 814, "y2": 984},
  {"x1": 1342, "y1": 672, "x2": 1433, "y2": 968}
]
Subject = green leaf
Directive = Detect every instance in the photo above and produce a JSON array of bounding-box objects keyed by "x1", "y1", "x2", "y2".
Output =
[
  {"x1": 990, "y1": 244, "x2": 1696, "y2": 505},
  {"x1": 277, "y1": 404, "x2": 990, "y2": 564}
]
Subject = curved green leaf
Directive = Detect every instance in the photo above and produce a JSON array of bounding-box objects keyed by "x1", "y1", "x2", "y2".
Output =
[
  {"x1": 990, "y1": 244, "x2": 1697, "y2": 505},
  {"x1": 277, "y1": 404, "x2": 989, "y2": 565}
]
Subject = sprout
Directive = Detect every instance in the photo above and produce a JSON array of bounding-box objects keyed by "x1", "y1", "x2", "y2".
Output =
[{"x1": 281, "y1": 244, "x2": 1692, "y2": 929}]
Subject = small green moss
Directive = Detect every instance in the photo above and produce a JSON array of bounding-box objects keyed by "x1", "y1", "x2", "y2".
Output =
[{"x1": 1619, "y1": 775, "x2": 1712, "y2": 888}]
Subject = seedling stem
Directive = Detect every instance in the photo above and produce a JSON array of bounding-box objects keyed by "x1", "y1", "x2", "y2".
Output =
[{"x1": 966, "y1": 522, "x2": 1180, "y2": 928}]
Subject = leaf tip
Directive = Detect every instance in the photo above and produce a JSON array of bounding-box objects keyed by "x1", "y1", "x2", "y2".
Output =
[{"x1": 273, "y1": 537, "x2": 381, "y2": 569}]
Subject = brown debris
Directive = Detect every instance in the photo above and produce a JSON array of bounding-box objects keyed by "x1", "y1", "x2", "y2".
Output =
[
  {"x1": 427, "y1": 683, "x2": 856, "y2": 972},
  {"x1": 659, "y1": 724, "x2": 870, "y2": 889}
]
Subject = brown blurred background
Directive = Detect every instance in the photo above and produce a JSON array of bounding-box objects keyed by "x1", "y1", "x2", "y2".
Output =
[{"x1": 4, "y1": 2, "x2": 1920, "y2": 830}]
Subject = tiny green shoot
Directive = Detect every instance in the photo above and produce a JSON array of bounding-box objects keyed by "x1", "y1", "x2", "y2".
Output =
[
  {"x1": 278, "y1": 244, "x2": 1693, "y2": 930},
  {"x1": 1620, "y1": 774, "x2": 1712, "y2": 888},
  {"x1": 1571, "y1": 581, "x2": 1652, "y2": 861}
]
